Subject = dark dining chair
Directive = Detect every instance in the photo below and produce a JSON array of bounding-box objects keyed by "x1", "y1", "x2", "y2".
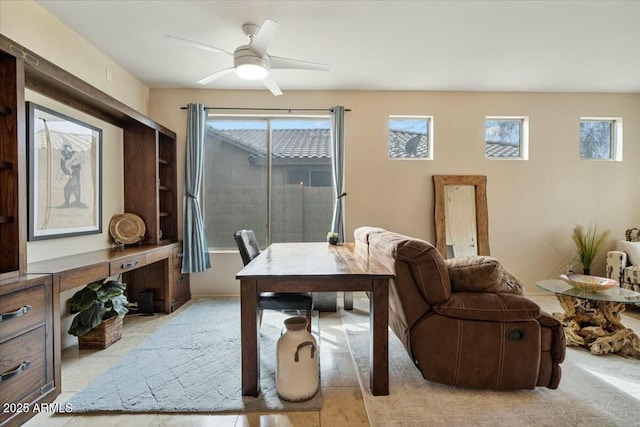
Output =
[{"x1": 233, "y1": 229, "x2": 313, "y2": 332}]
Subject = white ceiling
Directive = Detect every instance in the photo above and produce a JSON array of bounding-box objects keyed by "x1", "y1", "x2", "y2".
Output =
[{"x1": 37, "y1": 0, "x2": 640, "y2": 93}]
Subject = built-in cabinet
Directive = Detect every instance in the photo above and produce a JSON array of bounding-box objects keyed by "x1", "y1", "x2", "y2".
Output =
[
  {"x1": 0, "y1": 35, "x2": 187, "y2": 427},
  {"x1": 0, "y1": 274, "x2": 54, "y2": 427},
  {"x1": 171, "y1": 243, "x2": 190, "y2": 310},
  {"x1": 0, "y1": 49, "x2": 55, "y2": 427}
]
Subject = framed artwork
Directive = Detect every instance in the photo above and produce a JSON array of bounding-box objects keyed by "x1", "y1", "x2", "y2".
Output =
[{"x1": 27, "y1": 102, "x2": 102, "y2": 240}]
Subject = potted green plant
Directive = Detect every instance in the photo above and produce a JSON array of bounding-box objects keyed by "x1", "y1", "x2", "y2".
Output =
[
  {"x1": 327, "y1": 231, "x2": 339, "y2": 245},
  {"x1": 571, "y1": 224, "x2": 610, "y2": 275},
  {"x1": 68, "y1": 279, "x2": 129, "y2": 349}
]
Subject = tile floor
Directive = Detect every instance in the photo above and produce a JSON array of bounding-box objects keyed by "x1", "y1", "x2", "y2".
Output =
[
  {"x1": 21, "y1": 293, "x2": 640, "y2": 427},
  {"x1": 23, "y1": 296, "x2": 369, "y2": 427}
]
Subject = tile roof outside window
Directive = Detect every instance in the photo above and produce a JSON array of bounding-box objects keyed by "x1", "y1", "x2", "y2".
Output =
[
  {"x1": 485, "y1": 142, "x2": 520, "y2": 158},
  {"x1": 211, "y1": 128, "x2": 331, "y2": 158},
  {"x1": 388, "y1": 131, "x2": 429, "y2": 158}
]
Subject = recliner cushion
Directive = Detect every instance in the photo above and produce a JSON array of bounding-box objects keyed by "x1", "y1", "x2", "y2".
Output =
[
  {"x1": 446, "y1": 256, "x2": 524, "y2": 295},
  {"x1": 620, "y1": 241, "x2": 640, "y2": 265},
  {"x1": 434, "y1": 292, "x2": 540, "y2": 322}
]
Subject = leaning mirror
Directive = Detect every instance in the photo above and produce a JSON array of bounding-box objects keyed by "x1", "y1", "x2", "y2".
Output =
[{"x1": 433, "y1": 175, "x2": 489, "y2": 259}]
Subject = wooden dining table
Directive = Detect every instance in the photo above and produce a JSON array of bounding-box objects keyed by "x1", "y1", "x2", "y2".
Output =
[{"x1": 236, "y1": 242, "x2": 394, "y2": 397}]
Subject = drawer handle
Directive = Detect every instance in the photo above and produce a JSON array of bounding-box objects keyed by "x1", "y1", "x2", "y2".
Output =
[
  {"x1": 177, "y1": 253, "x2": 184, "y2": 258},
  {"x1": 0, "y1": 360, "x2": 32, "y2": 382},
  {"x1": 122, "y1": 260, "x2": 139, "y2": 269},
  {"x1": 0, "y1": 305, "x2": 32, "y2": 322}
]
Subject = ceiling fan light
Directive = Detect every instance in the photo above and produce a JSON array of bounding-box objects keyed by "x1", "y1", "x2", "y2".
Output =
[{"x1": 235, "y1": 63, "x2": 269, "y2": 80}]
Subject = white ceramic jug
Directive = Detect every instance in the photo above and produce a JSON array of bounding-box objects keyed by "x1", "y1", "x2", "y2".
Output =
[{"x1": 276, "y1": 316, "x2": 319, "y2": 402}]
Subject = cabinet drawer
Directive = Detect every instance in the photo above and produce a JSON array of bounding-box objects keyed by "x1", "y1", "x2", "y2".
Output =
[
  {"x1": 172, "y1": 267, "x2": 189, "y2": 301},
  {"x1": 0, "y1": 284, "x2": 47, "y2": 342},
  {"x1": 172, "y1": 245, "x2": 184, "y2": 268},
  {"x1": 0, "y1": 325, "x2": 47, "y2": 408},
  {"x1": 146, "y1": 247, "x2": 171, "y2": 265},
  {"x1": 109, "y1": 255, "x2": 147, "y2": 275},
  {"x1": 60, "y1": 264, "x2": 110, "y2": 292}
]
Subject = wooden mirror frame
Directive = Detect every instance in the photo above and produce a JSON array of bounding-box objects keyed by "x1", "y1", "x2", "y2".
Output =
[{"x1": 433, "y1": 175, "x2": 489, "y2": 259}]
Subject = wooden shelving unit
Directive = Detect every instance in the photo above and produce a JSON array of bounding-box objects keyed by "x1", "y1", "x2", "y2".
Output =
[
  {"x1": 122, "y1": 122, "x2": 177, "y2": 245},
  {"x1": 158, "y1": 132, "x2": 177, "y2": 243}
]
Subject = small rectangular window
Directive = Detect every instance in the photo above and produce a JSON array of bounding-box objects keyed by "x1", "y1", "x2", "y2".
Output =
[
  {"x1": 580, "y1": 118, "x2": 622, "y2": 161},
  {"x1": 485, "y1": 117, "x2": 528, "y2": 160},
  {"x1": 388, "y1": 116, "x2": 432, "y2": 159}
]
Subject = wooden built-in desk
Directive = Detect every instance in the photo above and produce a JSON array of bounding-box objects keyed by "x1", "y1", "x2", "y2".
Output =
[{"x1": 29, "y1": 243, "x2": 184, "y2": 307}]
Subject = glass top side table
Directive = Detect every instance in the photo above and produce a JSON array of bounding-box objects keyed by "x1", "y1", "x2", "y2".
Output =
[{"x1": 536, "y1": 279, "x2": 640, "y2": 359}]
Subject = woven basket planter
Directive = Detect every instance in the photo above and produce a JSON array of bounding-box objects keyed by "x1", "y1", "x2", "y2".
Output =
[{"x1": 78, "y1": 315, "x2": 123, "y2": 350}]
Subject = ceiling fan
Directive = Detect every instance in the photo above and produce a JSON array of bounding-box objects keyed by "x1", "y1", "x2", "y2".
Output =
[{"x1": 167, "y1": 19, "x2": 330, "y2": 96}]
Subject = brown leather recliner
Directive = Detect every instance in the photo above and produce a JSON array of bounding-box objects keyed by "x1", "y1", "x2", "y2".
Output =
[{"x1": 355, "y1": 227, "x2": 565, "y2": 390}]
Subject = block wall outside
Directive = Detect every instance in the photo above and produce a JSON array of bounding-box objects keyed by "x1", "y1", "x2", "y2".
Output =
[{"x1": 205, "y1": 184, "x2": 333, "y2": 249}]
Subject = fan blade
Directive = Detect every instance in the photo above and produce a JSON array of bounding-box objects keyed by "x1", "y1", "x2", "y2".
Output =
[
  {"x1": 262, "y1": 76, "x2": 283, "y2": 96},
  {"x1": 166, "y1": 35, "x2": 233, "y2": 56},
  {"x1": 251, "y1": 19, "x2": 279, "y2": 57},
  {"x1": 198, "y1": 68, "x2": 235, "y2": 85},
  {"x1": 270, "y1": 55, "x2": 330, "y2": 72}
]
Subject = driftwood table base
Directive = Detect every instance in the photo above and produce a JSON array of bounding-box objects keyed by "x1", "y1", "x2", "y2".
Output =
[{"x1": 553, "y1": 295, "x2": 640, "y2": 358}]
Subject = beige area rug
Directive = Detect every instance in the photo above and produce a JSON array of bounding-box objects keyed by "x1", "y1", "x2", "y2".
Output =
[{"x1": 341, "y1": 302, "x2": 640, "y2": 426}]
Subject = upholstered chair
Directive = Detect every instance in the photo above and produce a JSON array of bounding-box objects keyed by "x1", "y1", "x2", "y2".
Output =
[
  {"x1": 233, "y1": 229, "x2": 313, "y2": 331},
  {"x1": 606, "y1": 228, "x2": 640, "y2": 299},
  {"x1": 354, "y1": 227, "x2": 565, "y2": 390}
]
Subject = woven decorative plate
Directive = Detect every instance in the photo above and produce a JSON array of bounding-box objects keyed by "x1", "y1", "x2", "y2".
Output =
[
  {"x1": 559, "y1": 273, "x2": 617, "y2": 292},
  {"x1": 109, "y1": 213, "x2": 146, "y2": 245}
]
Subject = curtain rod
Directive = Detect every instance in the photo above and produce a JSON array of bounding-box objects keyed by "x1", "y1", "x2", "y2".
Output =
[{"x1": 180, "y1": 106, "x2": 350, "y2": 112}]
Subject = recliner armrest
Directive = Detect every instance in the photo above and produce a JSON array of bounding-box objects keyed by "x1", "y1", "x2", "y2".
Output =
[{"x1": 434, "y1": 292, "x2": 540, "y2": 322}]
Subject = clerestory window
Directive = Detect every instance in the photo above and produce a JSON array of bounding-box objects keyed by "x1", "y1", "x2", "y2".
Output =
[
  {"x1": 485, "y1": 117, "x2": 528, "y2": 160},
  {"x1": 388, "y1": 116, "x2": 433, "y2": 160},
  {"x1": 580, "y1": 118, "x2": 622, "y2": 161}
]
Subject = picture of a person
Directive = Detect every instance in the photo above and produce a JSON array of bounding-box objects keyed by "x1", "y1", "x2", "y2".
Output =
[{"x1": 59, "y1": 144, "x2": 87, "y2": 209}]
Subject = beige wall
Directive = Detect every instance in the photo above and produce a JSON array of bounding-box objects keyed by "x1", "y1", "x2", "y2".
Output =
[
  {"x1": 0, "y1": 0, "x2": 150, "y2": 115},
  {"x1": 150, "y1": 88, "x2": 640, "y2": 295}
]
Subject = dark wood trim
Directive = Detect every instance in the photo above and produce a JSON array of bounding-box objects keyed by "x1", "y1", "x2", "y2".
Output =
[{"x1": 0, "y1": 51, "x2": 26, "y2": 278}]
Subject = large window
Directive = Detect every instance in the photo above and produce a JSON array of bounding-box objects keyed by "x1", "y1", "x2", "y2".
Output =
[
  {"x1": 580, "y1": 118, "x2": 622, "y2": 160},
  {"x1": 485, "y1": 117, "x2": 528, "y2": 160},
  {"x1": 203, "y1": 117, "x2": 333, "y2": 250}
]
